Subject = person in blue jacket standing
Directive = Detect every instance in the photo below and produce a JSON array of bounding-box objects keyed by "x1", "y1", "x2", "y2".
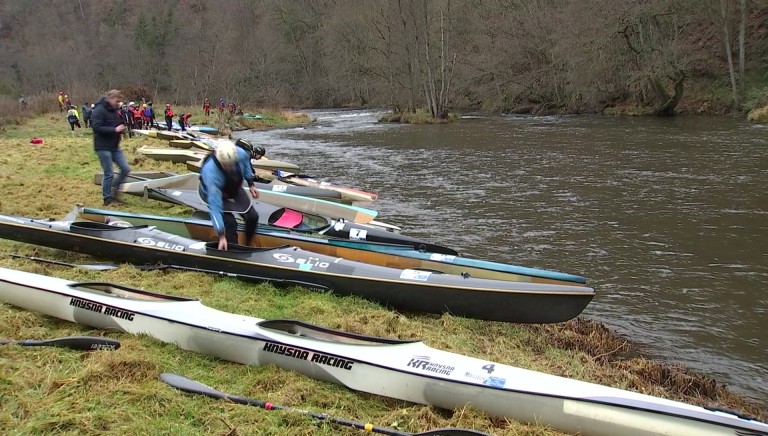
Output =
[
  {"x1": 198, "y1": 141, "x2": 260, "y2": 251},
  {"x1": 91, "y1": 89, "x2": 130, "y2": 206}
]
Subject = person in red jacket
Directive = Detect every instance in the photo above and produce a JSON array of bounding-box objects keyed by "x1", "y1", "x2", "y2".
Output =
[
  {"x1": 164, "y1": 104, "x2": 174, "y2": 130},
  {"x1": 203, "y1": 98, "x2": 211, "y2": 118},
  {"x1": 178, "y1": 113, "x2": 192, "y2": 131},
  {"x1": 130, "y1": 103, "x2": 143, "y2": 129}
]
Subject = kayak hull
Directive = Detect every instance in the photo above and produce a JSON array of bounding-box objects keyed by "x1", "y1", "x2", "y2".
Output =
[
  {"x1": 0, "y1": 214, "x2": 594, "y2": 323},
  {"x1": 0, "y1": 267, "x2": 763, "y2": 436}
]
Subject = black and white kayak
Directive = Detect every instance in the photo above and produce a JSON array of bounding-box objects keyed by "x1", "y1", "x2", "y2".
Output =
[
  {"x1": 0, "y1": 214, "x2": 595, "y2": 323},
  {"x1": 0, "y1": 267, "x2": 764, "y2": 436},
  {"x1": 78, "y1": 207, "x2": 587, "y2": 286}
]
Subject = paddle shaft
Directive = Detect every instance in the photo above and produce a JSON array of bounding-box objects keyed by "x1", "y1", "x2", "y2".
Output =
[
  {"x1": 140, "y1": 264, "x2": 329, "y2": 291},
  {"x1": 9, "y1": 254, "x2": 119, "y2": 271},
  {"x1": 0, "y1": 336, "x2": 120, "y2": 351},
  {"x1": 159, "y1": 373, "x2": 489, "y2": 436},
  {"x1": 10, "y1": 253, "x2": 328, "y2": 290}
]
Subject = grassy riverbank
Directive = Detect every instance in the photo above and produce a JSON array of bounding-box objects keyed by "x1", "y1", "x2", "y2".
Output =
[{"x1": 1, "y1": 114, "x2": 766, "y2": 435}]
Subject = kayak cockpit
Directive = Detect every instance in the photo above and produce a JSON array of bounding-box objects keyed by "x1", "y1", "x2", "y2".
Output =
[
  {"x1": 258, "y1": 319, "x2": 417, "y2": 345},
  {"x1": 68, "y1": 282, "x2": 199, "y2": 302}
]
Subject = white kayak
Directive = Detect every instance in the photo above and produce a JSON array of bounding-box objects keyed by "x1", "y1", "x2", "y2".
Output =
[{"x1": 0, "y1": 267, "x2": 765, "y2": 436}]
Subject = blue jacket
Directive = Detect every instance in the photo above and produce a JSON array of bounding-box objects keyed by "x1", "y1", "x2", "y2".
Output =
[
  {"x1": 90, "y1": 97, "x2": 123, "y2": 151},
  {"x1": 199, "y1": 147, "x2": 255, "y2": 236}
]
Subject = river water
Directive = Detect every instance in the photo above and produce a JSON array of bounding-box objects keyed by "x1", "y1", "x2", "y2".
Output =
[{"x1": 239, "y1": 109, "x2": 768, "y2": 405}]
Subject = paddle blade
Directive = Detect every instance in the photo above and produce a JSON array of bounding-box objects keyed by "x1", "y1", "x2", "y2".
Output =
[
  {"x1": 159, "y1": 373, "x2": 231, "y2": 401},
  {"x1": 413, "y1": 429, "x2": 493, "y2": 436},
  {"x1": 0, "y1": 336, "x2": 121, "y2": 351}
]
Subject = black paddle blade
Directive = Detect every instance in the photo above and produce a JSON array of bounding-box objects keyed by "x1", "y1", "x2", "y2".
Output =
[
  {"x1": 159, "y1": 373, "x2": 231, "y2": 401},
  {"x1": 0, "y1": 336, "x2": 121, "y2": 351}
]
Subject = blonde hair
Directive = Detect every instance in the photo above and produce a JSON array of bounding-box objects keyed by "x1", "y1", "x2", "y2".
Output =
[{"x1": 107, "y1": 89, "x2": 123, "y2": 99}]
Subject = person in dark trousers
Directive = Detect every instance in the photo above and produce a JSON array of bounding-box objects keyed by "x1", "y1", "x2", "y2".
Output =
[
  {"x1": 198, "y1": 141, "x2": 260, "y2": 251},
  {"x1": 145, "y1": 102, "x2": 156, "y2": 128},
  {"x1": 164, "y1": 103, "x2": 174, "y2": 130},
  {"x1": 81, "y1": 103, "x2": 91, "y2": 128},
  {"x1": 91, "y1": 89, "x2": 131, "y2": 206},
  {"x1": 178, "y1": 112, "x2": 192, "y2": 131},
  {"x1": 66, "y1": 105, "x2": 81, "y2": 131},
  {"x1": 203, "y1": 98, "x2": 211, "y2": 118}
]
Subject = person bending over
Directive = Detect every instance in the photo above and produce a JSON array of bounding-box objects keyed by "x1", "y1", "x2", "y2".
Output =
[{"x1": 198, "y1": 141, "x2": 260, "y2": 251}]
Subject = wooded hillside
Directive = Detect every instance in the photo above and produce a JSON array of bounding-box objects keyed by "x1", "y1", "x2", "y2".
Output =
[{"x1": 1, "y1": 0, "x2": 766, "y2": 116}]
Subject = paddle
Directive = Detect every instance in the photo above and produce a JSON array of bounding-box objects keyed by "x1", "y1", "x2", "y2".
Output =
[
  {"x1": 0, "y1": 336, "x2": 121, "y2": 351},
  {"x1": 159, "y1": 373, "x2": 491, "y2": 436},
  {"x1": 9, "y1": 253, "x2": 330, "y2": 291},
  {"x1": 138, "y1": 264, "x2": 330, "y2": 291},
  {"x1": 9, "y1": 253, "x2": 120, "y2": 271}
]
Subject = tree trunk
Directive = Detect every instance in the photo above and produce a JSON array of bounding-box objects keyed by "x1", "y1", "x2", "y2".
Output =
[
  {"x1": 721, "y1": 0, "x2": 740, "y2": 107},
  {"x1": 738, "y1": 0, "x2": 746, "y2": 89},
  {"x1": 654, "y1": 74, "x2": 685, "y2": 116}
]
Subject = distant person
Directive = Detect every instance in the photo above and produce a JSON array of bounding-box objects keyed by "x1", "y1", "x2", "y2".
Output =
[
  {"x1": 66, "y1": 105, "x2": 81, "y2": 131},
  {"x1": 198, "y1": 141, "x2": 260, "y2": 251},
  {"x1": 119, "y1": 102, "x2": 133, "y2": 138},
  {"x1": 129, "y1": 103, "x2": 143, "y2": 129},
  {"x1": 203, "y1": 98, "x2": 211, "y2": 118},
  {"x1": 81, "y1": 102, "x2": 92, "y2": 128},
  {"x1": 64, "y1": 94, "x2": 71, "y2": 107},
  {"x1": 57, "y1": 91, "x2": 65, "y2": 112},
  {"x1": 91, "y1": 89, "x2": 130, "y2": 206},
  {"x1": 18, "y1": 95, "x2": 28, "y2": 111},
  {"x1": 164, "y1": 103, "x2": 174, "y2": 130},
  {"x1": 144, "y1": 102, "x2": 156, "y2": 128},
  {"x1": 218, "y1": 98, "x2": 225, "y2": 114},
  {"x1": 178, "y1": 112, "x2": 192, "y2": 131},
  {"x1": 140, "y1": 103, "x2": 149, "y2": 128}
]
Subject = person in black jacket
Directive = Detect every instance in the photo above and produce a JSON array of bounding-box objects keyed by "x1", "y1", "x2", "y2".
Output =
[
  {"x1": 81, "y1": 103, "x2": 92, "y2": 128},
  {"x1": 91, "y1": 89, "x2": 131, "y2": 206}
]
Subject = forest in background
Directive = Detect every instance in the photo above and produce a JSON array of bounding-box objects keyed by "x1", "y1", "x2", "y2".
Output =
[{"x1": 1, "y1": 0, "x2": 767, "y2": 118}]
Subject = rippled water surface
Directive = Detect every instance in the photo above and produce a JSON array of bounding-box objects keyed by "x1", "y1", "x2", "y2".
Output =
[{"x1": 241, "y1": 110, "x2": 768, "y2": 405}]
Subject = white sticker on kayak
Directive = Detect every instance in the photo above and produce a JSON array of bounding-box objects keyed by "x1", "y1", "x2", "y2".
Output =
[
  {"x1": 349, "y1": 228, "x2": 367, "y2": 240},
  {"x1": 136, "y1": 237, "x2": 186, "y2": 251},
  {"x1": 271, "y1": 185, "x2": 288, "y2": 192},
  {"x1": 172, "y1": 191, "x2": 182, "y2": 196},
  {"x1": 400, "y1": 269, "x2": 432, "y2": 281},
  {"x1": 429, "y1": 254, "x2": 456, "y2": 263},
  {"x1": 333, "y1": 221, "x2": 346, "y2": 231}
]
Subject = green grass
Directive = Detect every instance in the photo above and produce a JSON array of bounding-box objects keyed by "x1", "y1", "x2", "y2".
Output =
[{"x1": 0, "y1": 113, "x2": 766, "y2": 435}]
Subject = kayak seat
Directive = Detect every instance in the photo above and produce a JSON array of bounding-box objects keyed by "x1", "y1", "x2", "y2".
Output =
[
  {"x1": 268, "y1": 208, "x2": 304, "y2": 229},
  {"x1": 257, "y1": 319, "x2": 417, "y2": 345}
]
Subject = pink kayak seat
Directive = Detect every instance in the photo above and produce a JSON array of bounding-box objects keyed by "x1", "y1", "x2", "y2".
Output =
[{"x1": 272, "y1": 208, "x2": 303, "y2": 228}]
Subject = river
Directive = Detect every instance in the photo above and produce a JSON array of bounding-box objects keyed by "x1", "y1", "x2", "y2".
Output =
[{"x1": 239, "y1": 109, "x2": 768, "y2": 406}]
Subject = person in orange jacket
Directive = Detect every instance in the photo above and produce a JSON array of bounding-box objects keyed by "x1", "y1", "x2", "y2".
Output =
[
  {"x1": 164, "y1": 103, "x2": 174, "y2": 130},
  {"x1": 203, "y1": 98, "x2": 211, "y2": 118},
  {"x1": 178, "y1": 113, "x2": 192, "y2": 131},
  {"x1": 130, "y1": 103, "x2": 144, "y2": 129}
]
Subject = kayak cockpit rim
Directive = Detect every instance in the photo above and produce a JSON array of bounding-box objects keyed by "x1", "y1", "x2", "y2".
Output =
[
  {"x1": 67, "y1": 282, "x2": 199, "y2": 302},
  {"x1": 257, "y1": 319, "x2": 417, "y2": 345}
]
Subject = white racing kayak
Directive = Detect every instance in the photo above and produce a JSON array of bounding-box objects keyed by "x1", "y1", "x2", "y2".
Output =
[{"x1": 0, "y1": 267, "x2": 765, "y2": 436}]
